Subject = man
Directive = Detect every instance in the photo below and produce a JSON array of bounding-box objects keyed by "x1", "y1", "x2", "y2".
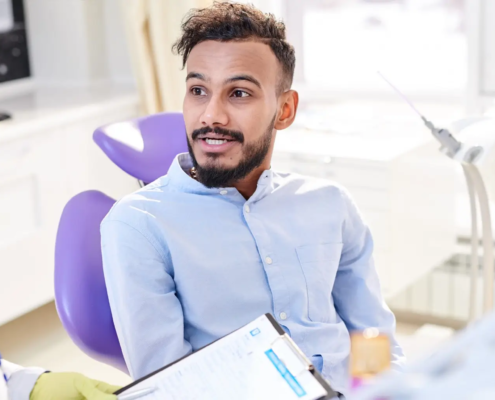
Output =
[
  {"x1": 101, "y1": 2, "x2": 405, "y2": 396},
  {"x1": 0, "y1": 355, "x2": 119, "y2": 400}
]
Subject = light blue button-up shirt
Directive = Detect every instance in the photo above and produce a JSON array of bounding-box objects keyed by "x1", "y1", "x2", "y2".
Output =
[{"x1": 101, "y1": 153, "x2": 405, "y2": 396}]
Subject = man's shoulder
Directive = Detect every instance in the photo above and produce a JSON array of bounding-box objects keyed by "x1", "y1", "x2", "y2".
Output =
[
  {"x1": 102, "y1": 175, "x2": 172, "y2": 225},
  {"x1": 273, "y1": 169, "x2": 347, "y2": 197}
]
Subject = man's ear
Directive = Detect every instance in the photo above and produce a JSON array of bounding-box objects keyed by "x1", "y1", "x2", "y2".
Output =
[{"x1": 274, "y1": 90, "x2": 299, "y2": 131}]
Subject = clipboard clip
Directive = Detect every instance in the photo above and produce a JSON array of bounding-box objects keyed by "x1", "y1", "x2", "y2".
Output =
[{"x1": 270, "y1": 334, "x2": 314, "y2": 376}]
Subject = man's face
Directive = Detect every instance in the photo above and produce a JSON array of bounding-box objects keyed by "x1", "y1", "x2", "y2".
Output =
[{"x1": 183, "y1": 40, "x2": 282, "y2": 186}]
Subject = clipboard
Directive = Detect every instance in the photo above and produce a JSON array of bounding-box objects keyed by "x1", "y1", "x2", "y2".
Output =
[{"x1": 115, "y1": 313, "x2": 339, "y2": 400}]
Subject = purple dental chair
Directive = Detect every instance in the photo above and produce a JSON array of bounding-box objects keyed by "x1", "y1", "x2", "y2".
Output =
[{"x1": 54, "y1": 112, "x2": 188, "y2": 373}]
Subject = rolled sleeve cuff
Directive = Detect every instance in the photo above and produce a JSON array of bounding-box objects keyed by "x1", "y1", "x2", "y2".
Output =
[{"x1": 8, "y1": 368, "x2": 46, "y2": 400}]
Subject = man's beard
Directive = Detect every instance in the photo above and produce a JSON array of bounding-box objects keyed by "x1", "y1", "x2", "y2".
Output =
[{"x1": 187, "y1": 115, "x2": 276, "y2": 188}]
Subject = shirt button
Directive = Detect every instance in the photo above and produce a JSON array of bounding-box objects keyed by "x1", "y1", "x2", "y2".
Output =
[
  {"x1": 279, "y1": 312, "x2": 287, "y2": 320},
  {"x1": 244, "y1": 205, "x2": 250, "y2": 213},
  {"x1": 265, "y1": 256, "x2": 273, "y2": 265},
  {"x1": 220, "y1": 190, "x2": 228, "y2": 195}
]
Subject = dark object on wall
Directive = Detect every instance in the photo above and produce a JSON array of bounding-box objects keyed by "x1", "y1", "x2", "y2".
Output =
[
  {"x1": 0, "y1": 111, "x2": 12, "y2": 121},
  {"x1": 0, "y1": 0, "x2": 30, "y2": 84},
  {"x1": 11, "y1": 0, "x2": 25, "y2": 22}
]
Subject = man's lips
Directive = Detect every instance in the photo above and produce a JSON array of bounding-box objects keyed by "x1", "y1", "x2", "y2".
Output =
[
  {"x1": 196, "y1": 133, "x2": 236, "y2": 141},
  {"x1": 197, "y1": 137, "x2": 239, "y2": 153},
  {"x1": 191, "y1": 126, "x2": 244, "y2": 143}
]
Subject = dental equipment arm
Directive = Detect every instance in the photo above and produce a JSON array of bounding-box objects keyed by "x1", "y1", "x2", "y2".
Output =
[
  {"x1": 419, "y1": 117, "x2": 493, "y2": 319},
  {"x1": 379, "y1": 72, "x2": 494, "y2": 319}
]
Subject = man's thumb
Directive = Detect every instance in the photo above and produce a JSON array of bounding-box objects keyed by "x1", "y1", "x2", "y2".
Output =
[{"x1": 75, "y1": 377, "x2": 118, "y2": 400}]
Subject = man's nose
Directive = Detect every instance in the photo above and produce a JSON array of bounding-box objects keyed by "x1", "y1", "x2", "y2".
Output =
[{"x1": 200, "y1": 95, "x2": 229, "y2": 126}]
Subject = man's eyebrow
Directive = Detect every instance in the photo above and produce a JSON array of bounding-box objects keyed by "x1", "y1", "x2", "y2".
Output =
[
  {"x1": 186, "y1": 72, "x2": 208, "y2": 82},
  {"x1": 225, "y1": 74, "x2": 262, "y2": 89}
]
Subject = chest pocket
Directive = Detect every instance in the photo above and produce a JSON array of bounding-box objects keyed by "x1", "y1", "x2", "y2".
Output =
[{"x1": 296, "y1": 242, "x2": 343, "y2": 323}]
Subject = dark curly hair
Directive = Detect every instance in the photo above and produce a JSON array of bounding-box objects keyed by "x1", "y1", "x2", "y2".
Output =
[{"x1": 172, "y1": 2, "x2": 296, "y2": 94}]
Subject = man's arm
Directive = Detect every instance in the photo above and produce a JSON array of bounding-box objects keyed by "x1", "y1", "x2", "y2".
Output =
[
  {"x1": 332, "y1": 189, "x2": 405, "y2": 368},
  {"x1": 101, "y1": 219, "x2": 192, "y2": 379},
  {"x1": 3, "y1": 361, "x2": 119, "y2": 400},
  {"x1": 3, "y1": 360, "x2": 45, "y2": 400}
]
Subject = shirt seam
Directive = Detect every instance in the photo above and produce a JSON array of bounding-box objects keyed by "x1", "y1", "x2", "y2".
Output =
[
  {"x1": 337, "y1": 187, "x2": 352, "y2": 250},
  {"x1": 104, "y1": 179, "x2": 170, "y2": 220},
  {"x1": 101, "y1": 219, "x2": 171, "y2": 376}
]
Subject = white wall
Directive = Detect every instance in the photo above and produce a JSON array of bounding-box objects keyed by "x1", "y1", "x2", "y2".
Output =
[
  {"x1": 24, "y1": 0, "x2": 133, "y2": 86},
  {"x1": 247, "y1": 0, "x2": 284, "y2": 17},
  {"x1": 103, "y1": 0, "x2": 134, "y2": 85},
  {"x1": 467, "y1": 0, "x2": 495, "y2": 113},
  {"x1": 481, "y1": 0, "x2": 495, "y2": 95},
  {"x1": 25, "y1": 0, "x2": 92, "y2": 85}
]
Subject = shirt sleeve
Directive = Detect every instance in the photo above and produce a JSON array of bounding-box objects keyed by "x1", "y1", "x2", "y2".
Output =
[
  {"x1": 2, "y1": 360, "x2": 45, "y2": 400},
  {"x1": 101, "y1": 219, "x2": 192, "y2": 379},
  {"x1": 332, "y1": 188, "x2": 406, "y2": 369}
]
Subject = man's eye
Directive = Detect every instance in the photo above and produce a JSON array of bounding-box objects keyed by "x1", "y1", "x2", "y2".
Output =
[
  {"x1": 191, "y1": 87, "x2": 206, "y2": 96},
  {"x1": 231, "y1": 90, "x2": 250, "y2": 98}
]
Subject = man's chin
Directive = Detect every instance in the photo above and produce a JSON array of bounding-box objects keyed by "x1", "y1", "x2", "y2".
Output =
[{"x1": 197, "y1": 155, "x2": 240, "y2": 170}]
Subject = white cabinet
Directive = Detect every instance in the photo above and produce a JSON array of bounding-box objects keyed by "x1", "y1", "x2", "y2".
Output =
[
  {"x1": 272, "y1": 129, "x2": 458, "y2": 299},
  {"x1": 0, "y1": 128, "x2": 68, "y2": 324},
  {"x1": 0, "y1": 87, "x2": 140, "y2": 325}
]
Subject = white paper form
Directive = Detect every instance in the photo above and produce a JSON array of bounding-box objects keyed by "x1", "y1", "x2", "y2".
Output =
[{"x1": 119, "y1": 315, "x2": 328, "y2": 400}]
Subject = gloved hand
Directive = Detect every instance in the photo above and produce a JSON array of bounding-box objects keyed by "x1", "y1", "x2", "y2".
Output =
[{"x1": 30, "y1": 372, "x2": 121, "y2": 400}]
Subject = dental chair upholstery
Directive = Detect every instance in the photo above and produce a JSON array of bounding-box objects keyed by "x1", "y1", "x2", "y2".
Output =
[{"x1": 54, "y1": 112, "x2": 188, "y2": 372}]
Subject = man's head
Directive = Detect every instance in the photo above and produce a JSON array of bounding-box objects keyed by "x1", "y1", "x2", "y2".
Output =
[{"x1": 173, "y1": 2, "x2": 298, "y2": 188}]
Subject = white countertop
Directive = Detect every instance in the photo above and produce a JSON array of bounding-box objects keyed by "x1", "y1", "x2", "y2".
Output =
[
  {"x1": 0, "y1": 84, "x2": 139, "y2": 143},
  {"x1": 275, "y1": 100, "x2": 464, "y2": 162},
  {"x1": 275, "y1": 127, "x2": 430, "y2": 162}
]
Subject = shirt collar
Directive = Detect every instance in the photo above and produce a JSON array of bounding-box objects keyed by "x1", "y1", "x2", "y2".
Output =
[{"x1": 167, "y1": 153, "x2": 275, "y2": 202}]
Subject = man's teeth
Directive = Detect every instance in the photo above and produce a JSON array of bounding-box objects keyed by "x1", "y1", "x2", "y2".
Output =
[{"x1": 205, "y1": 139, "x2": 228, "y2": 145}]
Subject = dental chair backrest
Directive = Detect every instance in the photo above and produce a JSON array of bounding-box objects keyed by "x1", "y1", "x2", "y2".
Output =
[
  {"x1": 55, "y1": 190, "x2": 124, "y2": 371},
  {"x1": 54, "y1": 112, "x2": 188, "y2": 373},
  {"x1": 93, "y1": 112, "x2": 188, "y2": 183}
]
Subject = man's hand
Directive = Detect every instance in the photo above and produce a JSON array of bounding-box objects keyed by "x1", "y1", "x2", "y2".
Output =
[{"x1": 30, "y1": 372, "x2": 121, "y2": 400}]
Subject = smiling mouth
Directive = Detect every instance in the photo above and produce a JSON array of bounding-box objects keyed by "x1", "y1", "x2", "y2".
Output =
[{"x1": 201, "y1": 137, "x2": 236, "y2": 145}]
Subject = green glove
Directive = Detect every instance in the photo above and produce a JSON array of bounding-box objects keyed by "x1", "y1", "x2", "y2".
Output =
[{"x1": 30, "y1": 372, "x2": 122, "y2": 400}]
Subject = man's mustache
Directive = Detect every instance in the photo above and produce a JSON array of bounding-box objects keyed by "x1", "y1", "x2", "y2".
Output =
[{"x1": 191, "y1": 126, "x2": 245, "y2": 143}]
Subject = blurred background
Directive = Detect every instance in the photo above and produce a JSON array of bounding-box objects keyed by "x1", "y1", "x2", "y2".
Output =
[{"x1": 1, "y1": 0, "x2": 495, "y2": 386}]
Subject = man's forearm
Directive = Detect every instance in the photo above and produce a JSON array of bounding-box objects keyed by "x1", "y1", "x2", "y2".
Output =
[{"x1": 8, "y1": 367, "x2": 46, "y2": 400}]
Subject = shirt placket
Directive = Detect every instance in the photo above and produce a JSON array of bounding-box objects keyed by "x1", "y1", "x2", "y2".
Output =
[{"x1": 242, "y1": 199, "x2": 291, "y2": 323}]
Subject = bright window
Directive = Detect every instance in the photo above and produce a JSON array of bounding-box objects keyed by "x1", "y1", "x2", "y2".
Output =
[{"x1": 302, "y1": 0, "x2": 466, "y2": 98}]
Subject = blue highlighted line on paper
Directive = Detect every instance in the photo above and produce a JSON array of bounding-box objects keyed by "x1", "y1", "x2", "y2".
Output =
[{"x1": 265, "y1": 349, "x2": 307, "y2": 397}]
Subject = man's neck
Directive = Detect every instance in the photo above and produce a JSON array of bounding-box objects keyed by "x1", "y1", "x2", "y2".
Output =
[{"x1": 232, "y1": 164, "x2": 269, "y2": 199}]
